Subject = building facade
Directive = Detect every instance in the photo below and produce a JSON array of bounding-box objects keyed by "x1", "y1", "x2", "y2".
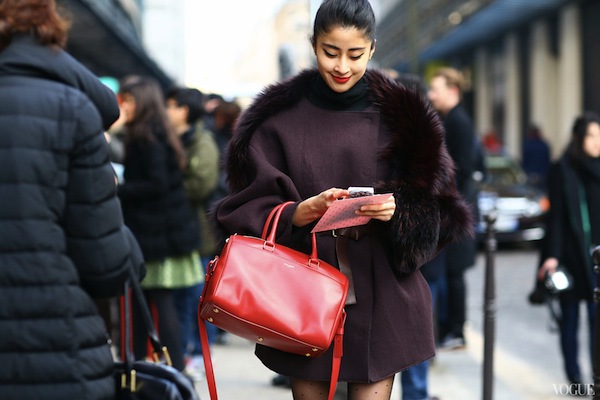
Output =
[{"x1": 375, "y1": 0, "x2": 599, "y2": 160}]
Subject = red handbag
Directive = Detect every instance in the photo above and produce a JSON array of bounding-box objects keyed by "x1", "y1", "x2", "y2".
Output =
[{"x1": 198, "y1": 201, "x2": 348, "y2": 400}]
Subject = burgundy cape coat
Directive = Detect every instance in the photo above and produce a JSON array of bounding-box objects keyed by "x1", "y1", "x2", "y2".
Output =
[{"x1": 214, "y1": 68, "x2": 473, "y2": 383}]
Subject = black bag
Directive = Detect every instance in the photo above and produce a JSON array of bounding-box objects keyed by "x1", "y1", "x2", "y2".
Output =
[
  {"x1": 114, "y1": 269, "x2": 200, "y2": 400},
  {"x1": 528, "y1": 266, "x2": 573, "y2": 305},
  {"x1": 527, "y1": 277, "x2": 549, "y2": 305}
]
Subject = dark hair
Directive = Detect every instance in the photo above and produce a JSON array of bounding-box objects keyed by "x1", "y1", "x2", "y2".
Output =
[
  {"x1": 527, "y1": 124, "x2": 543, "y2": 140},
  {"x1": 166, "y1": 87, "x2": 205, "y2": 124},
  {"x1": 566, "y1": 111, "x2": 600, "y2": 160},
  {"x1": 0, "y1": 0, "x2": 70, "y2": 51},
  {"x1": 214, "y1": 100, "x2": 242, "y2": 132},
  {"x1": 310, "y1": 0, "x2": 376, "y2": 47},
  {"x1": 119, "y1": 76, "x2": 187, "y2": 171}
]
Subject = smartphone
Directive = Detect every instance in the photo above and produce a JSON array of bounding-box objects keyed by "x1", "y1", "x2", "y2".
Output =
[{"x1": 348, "y1": 187, "x2": 374, "y2": 198}]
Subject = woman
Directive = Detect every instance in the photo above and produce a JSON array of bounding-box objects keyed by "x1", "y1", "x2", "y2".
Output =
[
  {"x1": 0, "y1": 1, "x2": 144, "y2": 399},
  {"x1": 538, "y1": 112, "x2": 600, "y2": 386},
  {"x1": 213, "y1": 0, "x2": 472, "y2": 399},
  {"x1": 117, "y1": 77, "x2": 202, "y2": 372}
]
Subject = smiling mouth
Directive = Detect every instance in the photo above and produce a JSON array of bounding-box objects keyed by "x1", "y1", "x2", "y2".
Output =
[{"x1": 332, "y1": 75, "x2": 351, "y2": 84}]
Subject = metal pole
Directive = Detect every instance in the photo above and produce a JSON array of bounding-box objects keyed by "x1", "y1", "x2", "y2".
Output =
[
  {"x1": 483, "y1": 212, "x2": 497, "y2": 400},
  {"x1": 592, "y1": 245, "x2": 600, "y2": 400},
  {"x1": 407, "y1": 0, "x2": 419, "y2": 74}
]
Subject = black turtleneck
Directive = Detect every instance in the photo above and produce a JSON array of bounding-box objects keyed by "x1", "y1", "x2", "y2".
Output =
[{"x1": 307, "y1": 75, "x2": 371, "y2": 111}]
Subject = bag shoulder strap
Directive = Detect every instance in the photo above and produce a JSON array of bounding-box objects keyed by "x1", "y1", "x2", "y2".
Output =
[
  {"x1": 123, "y1": 268, "x2": 172, "y2": 364},
  {"x1": 198, "y1": 308, "x2": 346, "y2": 400},
  {"x1": 198, "y1": 317, "x2": 219, "y2": 400}
]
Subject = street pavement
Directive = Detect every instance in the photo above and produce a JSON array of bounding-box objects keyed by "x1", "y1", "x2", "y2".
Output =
[{"x1": 192, "y1": 246, "x2": 593, "y2": 399}]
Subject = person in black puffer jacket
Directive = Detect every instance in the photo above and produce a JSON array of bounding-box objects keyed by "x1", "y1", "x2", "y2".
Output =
[{"x1": 0, "y1": 1, "x2": 145, "y2": 399}]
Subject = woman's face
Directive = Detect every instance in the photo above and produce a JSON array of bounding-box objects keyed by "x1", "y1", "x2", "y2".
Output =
[
  {"x1": 583, "y1": 122, "x2": 600, "y2": 158},
  {"x1": 119, "y1": 93, "x2": 136, "y2": 123},
  {"x1": 313, "y1": 26, "x2": 374, "y2": 93}
]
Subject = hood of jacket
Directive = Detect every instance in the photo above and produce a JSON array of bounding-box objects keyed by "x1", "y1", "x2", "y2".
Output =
[{"x1": 0, "y1": 34, "x2": 119, "y2": 129}]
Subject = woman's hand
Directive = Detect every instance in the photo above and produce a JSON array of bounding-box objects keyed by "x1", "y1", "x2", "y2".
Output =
[
  {"x1": 355, "y1": 195, "x2": 396, "y2": 222},
  {"x1": 538, "y1": 257, "x2": 559, "y2": 281},
  {"x1": 292, "y1": 187, "x2": 349, "y2": 227}
]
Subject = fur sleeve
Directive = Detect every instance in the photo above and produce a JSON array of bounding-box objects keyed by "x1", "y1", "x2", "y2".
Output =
[{"x1": 369, "y1": 69, "x2": 473, "y2": 272}]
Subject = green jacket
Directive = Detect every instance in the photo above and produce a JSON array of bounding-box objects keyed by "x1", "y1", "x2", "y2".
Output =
[{"x1": 182, "y1": 121, "x2": 220, "y2": 257}]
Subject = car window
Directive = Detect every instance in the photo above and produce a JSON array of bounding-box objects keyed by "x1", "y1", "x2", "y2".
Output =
[{"x1": 485, "y1": 156, "x2": 528, "y2": 186}]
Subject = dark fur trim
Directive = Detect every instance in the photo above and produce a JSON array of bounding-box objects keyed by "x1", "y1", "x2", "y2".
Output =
[
  {"x1": 227, "y1": 70, "x2": 317, "y2": 191},
  {"x1": 225, "y1": 68, "x2": 473, "y2": 267}
]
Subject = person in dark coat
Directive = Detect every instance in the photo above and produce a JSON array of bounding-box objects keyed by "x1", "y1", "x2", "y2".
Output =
[
  {"x1": 537, "y1": 112, "x2": 600, "y2": 386},
  {"x1": 427, "y1": 67, "x2": 479, "y2": 350},
  {"x1": 117, "y1": 77, "x2": 201, "y2": 373},
  {"x1": 212, "y1": 1, "x2": 473, "y2": 398},
  {"x1": 0, "y1": 1, "x2": 145, "y2": 399},
  {"x1": 522, "y1": 124, "x2": 551, "y2": 190}
]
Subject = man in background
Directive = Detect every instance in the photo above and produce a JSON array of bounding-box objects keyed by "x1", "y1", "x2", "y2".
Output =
[{"x1": 428, "y1": 67, "x2": 478, "y2": 350}]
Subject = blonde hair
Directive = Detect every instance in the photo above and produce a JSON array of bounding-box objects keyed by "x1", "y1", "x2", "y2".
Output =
[{"x1": 432, "y1": 67, "x2": 469, "y2": 94}]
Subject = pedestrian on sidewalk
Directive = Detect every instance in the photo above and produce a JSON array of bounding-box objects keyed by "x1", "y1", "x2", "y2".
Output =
[
  {"x1": 212, "y1": 0, "x2": 473, "y2": 399},
  {"x1": 0, "y1": 1, "x2": 145, "y2": 398},
  {"x1": 427, "y1": 67, "x2": 479, "y2": 351},
  {"x1": 537, "y1": 112, "x2": 600, "y2": 387},
  {"x1": 117, "y1": 77, "x2": 202, "y2": 373},
  {"x1": 522, "y1": 124, "x2": 551, "y2": 190}
]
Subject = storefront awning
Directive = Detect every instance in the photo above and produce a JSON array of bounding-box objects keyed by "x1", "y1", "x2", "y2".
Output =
[
  {"x1": 58, "y1": 0, "x2": 173, "y2": 90},
  {"x1": 397, "y1": 0, "x2": 572, "y2": 70}
]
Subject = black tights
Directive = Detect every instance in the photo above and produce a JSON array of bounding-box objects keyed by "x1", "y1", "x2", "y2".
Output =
[
  {"x1": 131, "y1": 289, "x2": 185, "y2": 371},
  {"x1": 291, "y1": 376, "x2": 395, "y2": 400}
]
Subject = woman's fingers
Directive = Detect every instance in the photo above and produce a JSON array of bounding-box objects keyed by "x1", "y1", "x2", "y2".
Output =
[{"x1": 356, "y1": 195, "x2": 396, "y2": 222}]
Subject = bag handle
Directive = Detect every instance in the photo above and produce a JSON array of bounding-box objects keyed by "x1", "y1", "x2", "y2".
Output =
[
  {"x1": 260, "y1": 201, "x2": 293, "y2": 239},
  {"x1": 261, "y1": 201, "x2": 319, "y2": 262}
]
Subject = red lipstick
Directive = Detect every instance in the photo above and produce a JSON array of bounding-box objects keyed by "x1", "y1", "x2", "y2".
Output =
[{"x1": 332, "y1": 75, "x2": 351, "y2": 84}]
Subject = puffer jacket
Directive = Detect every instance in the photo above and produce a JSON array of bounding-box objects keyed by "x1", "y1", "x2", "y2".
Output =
[{"x1": 0, "y1": 35, "x2": 144, "y2": 400}]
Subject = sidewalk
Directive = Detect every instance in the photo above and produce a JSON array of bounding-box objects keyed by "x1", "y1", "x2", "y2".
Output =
[
  {"x1": 191, "y1": 332, "x2": 445, "y2": 400},
  {"x1": 192, "y1": 249, "x2": 583, "y2": 399},
  {"x1": 192, "y1": 324, "x2": 564, "y2": 400}
]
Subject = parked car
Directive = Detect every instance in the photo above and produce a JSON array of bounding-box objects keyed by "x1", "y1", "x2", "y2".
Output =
[{"x1": 476, "y1": 154, "x2": 549, "y2": 242}]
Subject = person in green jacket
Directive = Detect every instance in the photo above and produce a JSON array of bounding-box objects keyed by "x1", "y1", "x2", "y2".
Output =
[{"x1": 166, "y1": 86, "x2": 220, "y2": 380}]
